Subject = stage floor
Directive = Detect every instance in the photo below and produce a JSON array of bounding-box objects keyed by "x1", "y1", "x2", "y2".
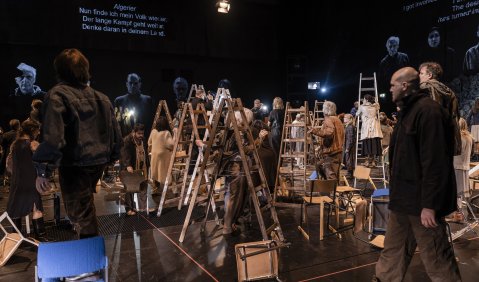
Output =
[{"x1": 0, "y1": 183, "x2": 478, "y2": 281}]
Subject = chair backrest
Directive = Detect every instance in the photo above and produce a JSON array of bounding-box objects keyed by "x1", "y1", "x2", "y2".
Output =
[
  {"x1": 37, "y1": 236, "x2": 107, "y2": 279},
  {"x1": 353, "y1": 165, "x2": 371, "y2": 180},
  {"x1": 308, "y1": 179, "x2": 337, "y2": 195},
  {"x1": 119, "y1": 170, "x2": 147, "y2": 193}
]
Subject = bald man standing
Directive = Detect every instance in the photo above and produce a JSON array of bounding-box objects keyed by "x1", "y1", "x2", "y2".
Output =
[{"x1": 375, "y1": 67, "x2": 461, "y2": 282}]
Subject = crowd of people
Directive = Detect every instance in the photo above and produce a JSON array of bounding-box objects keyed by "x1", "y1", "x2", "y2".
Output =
[{"x1": 0, "y1": 48, "x2": 475, "y2": 281}]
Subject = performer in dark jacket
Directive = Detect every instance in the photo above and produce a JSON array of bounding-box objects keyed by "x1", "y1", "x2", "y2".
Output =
[
  {"x1": 33, "y1": 49, "x2": 122, "y2": 239},
  {"x1": 375, "y1": 67, "x2": 461, "y2": 281}
]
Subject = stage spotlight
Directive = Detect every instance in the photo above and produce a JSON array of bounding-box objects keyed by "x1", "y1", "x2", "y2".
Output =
[
  {"x1": 379, "y1": 93, "x2": 386, "y2": 98},
  {"x1": 216, "y1": 0, "x2": 230, "y2": 13},
  {"x1": 320, "y1": 87, "x2": 327, "y2": 93},
  {"x1": 127, "y1": 109, "x2": 135, "y2": 118},
  {"x1": 261, "y1": 105, "x2": 268, "y2": 111}
]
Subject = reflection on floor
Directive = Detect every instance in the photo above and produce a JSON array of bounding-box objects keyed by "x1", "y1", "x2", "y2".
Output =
[{"x1": 0, "y1": 185, "x2": 478, "y2": 282}]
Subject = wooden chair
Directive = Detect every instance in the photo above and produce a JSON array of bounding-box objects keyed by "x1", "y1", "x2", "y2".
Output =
[
  {"x1": 298, "y1": 179, "x2": 338, "y2": 240},
  {"x1": 336, "y1": 165, "x2": 376, "y2": 214},
  {"x1": 0, "y1": 212, "x2": 38, "y2": 267}
]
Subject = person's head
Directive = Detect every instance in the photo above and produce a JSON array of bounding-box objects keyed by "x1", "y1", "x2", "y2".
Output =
[
  {"x1": 353, "y1": 101, "x2": 359, "y2": 108},
  {"x1": 254, "y1": 99, "x2": 261, "y2": 108},
  {"x1": 155, "y1": 116, "x2": 171, "y2": 132},
  {"x1": 132, "y1": 123, "x2": 145, "y2": 141},
  {"x1": 218, "y1": 79, "x2": 231, "y2": 90},
  {"x1": 379, "y1": 112, "x2": 387, "y2": 122},
  {"x1": 428, "y1": 27, "x2": 441, "y2": 48},
  {"x1": 272, "y1": 97, "x2": 284, "y2": 110},
  {"x1": 458, "y1": 117, "x2": 468, "y2": 132},
  {"x1": 363, "y1": 94, "x2": 375, "y2": 104},
  {"x1": 173, "y1": 77, "x2": 188, "y2": 101},
  {"x1": 19, "y1": 119, "x2": 40, "y2": 141},
  {"x1": 295, "y1": 114, "x2": 302, "y2": 121},
  {"x1": 15, "y1": 63, "x2": 37, "y2": 95},
  {"x1": 233, "y1": 108, "x2": 254, "y2": 128},
  {"x1": 390, "y1": 67, "x2": 420, "y2": 104},
  {"x1": 418, "y1": 61, "x2": 443, "y2": 82},
  {"x1": 54, "y1": 49, "x2": 90, "y2": 86},
  {"x1": 9, "y1": 119, "x2": 20, "y2": 131},
  {"x1": 31, "y1": 99, "x2": 42, "y2": 111},
  {"x1": 322, "y1": 101, "x2": 337, "y2": 116},
  {"x1": 386, "y1": 36, "x2": 400, "y2": 56},
  {"x1": 343, "y1": 113, "x2": 353, "y2": 124},
  {"x1": 126, "y1": 73, "x2": 142, "y2": 95},
  {"x1": 195, "y1": 89, "x2": 206, "y2": 99}
]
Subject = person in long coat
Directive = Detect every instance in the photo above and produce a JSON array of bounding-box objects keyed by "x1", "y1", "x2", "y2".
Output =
[
  {"x1": 148, "y1": 116, "x2": 175, "y2": 192},
  {"x1": 356, "y1": 94, "x2": 383, "y2": 167}
]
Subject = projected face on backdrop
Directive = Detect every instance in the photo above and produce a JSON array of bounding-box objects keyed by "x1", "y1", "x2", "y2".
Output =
[
  {"x1": 386, "y1": 37, "x2": 400, "y2": 57},
  {"x1": 173, "y1": 77, "x2": 188, "y2": 102},
  {"x1": 428, "y1": 30, "x2": 440, "y2": 48},
  {"x1": 15, "y1": 63, "x2": 36, "y2": 95},
  {"x1": 126, "y1": 73, "x2": 142, "y2": 96}
]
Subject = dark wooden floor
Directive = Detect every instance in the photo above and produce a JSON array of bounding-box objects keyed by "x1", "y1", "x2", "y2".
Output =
[{"x1": 0, "y1": 180, "x2": 478, "y2": 282}]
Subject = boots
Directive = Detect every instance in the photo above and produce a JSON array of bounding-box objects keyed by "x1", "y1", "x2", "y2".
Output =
[
  {"x1": 32, "y1": 217, "x2": 50, "y2": 242},
  {"x1": 370, "y1": 157, "x2": 377, "y2": 168}
]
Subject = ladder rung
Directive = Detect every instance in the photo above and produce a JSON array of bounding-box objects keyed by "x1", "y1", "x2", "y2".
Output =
[
  {"x1": 255, "y1": 185, "x2": 266, "y2": 192},
  {"x1": 361, "y1": 77, "x2": 374, "y2": 81},
  {"x1": 287, "y1": 109, "x2": 307, "y2": 113},
  {"x1": 260, "y1": 203, "x2": 271, "y2": 211},
  {"x1": 284, "y1": 123, "x2": 306, "y2": 127},
  {"x1": 282, "y1": 138, "x2": 306, "y2": 142},
  {"x1": 281, "y1": 153, "x2": 306, "y2": 158},
  {"x1": 279, "y1": 167, "x2": 306, "y2": 173},
  {"x1": 360, "y1": 88, "x2": 375, "y2": 91}
]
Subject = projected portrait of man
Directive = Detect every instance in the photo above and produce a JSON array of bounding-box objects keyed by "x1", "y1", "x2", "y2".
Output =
[
  {"x1": 378, "y1": 36, "x2": 409, "y2": 95},
  {"x1": 114, "y1": 73, "x2": 153, "y2": 137},
  {"x1": 13, "y1": 63, "x2": 45, "y2": 98},
  {"x1": 173, "y1": 77, "x2": 189, "y2": 102},
  {"x1": 463, "y1": 24, "x2": 479, "y2": 75}
]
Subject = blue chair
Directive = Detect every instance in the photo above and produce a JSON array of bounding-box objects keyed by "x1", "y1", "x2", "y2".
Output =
[{"x1": 35, "y1": 236, "x2": 108, "y2": 282}]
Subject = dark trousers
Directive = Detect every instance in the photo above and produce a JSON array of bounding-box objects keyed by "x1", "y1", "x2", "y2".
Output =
[
  {"x1": 375, "y1": 211, "x2": 461, "y2": 282},
  {"x1": 59, "y1": 164, "x2": 105, "y2": 239},
  {"x1": 316, "y1": 152, "x2": 342, "y2": 181}
]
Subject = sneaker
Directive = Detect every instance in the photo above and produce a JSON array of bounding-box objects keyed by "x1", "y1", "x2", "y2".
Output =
[{"x1": 126, "y1": 210, "x2": 137, "y2": 216}]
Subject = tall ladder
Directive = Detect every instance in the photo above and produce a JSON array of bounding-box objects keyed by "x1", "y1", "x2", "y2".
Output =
[
  {"x1": 151, "y1": 100, "x2": 173, "y2": 132},
  {"x1": 156, "y1": 102, "x2": 197, "y2": 216},
  {"x1": 179, "y1": 97, "x2": 285, "y2": 243},
  {"x1": 182, "y1": 88, "x2": 232, "y2": 205},
  {"x1": 273, "y1": 102, "x2": 310, "y2": 207},
  {"x1": 354, "y1": 73, "x2": 387, "y2": 188},
  {"x1": 312, "y1": 100, "x2": 324, "y2": 128}
]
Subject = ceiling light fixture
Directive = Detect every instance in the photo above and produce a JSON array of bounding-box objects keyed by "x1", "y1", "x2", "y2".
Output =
[{"x1": 216, "y1": 0, "x2": 230, "y2": 13}]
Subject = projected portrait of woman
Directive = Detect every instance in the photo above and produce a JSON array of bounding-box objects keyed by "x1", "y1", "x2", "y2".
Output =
[
  {"x1": 418, "y1": 27, "x2": 457, "y2": 81},
  {"x1": 13, "y1": 63, "x2": 45, "y2": 99}
]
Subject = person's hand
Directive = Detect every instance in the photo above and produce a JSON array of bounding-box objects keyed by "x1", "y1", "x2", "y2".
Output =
[
  {"x1": 195, "y1": 140, "x2": 204, "y2": 147},
  {"x1": 36, "y1": 177, "x2": 51, "y2": 194},
  {"x1": 30, "y1": 140, "x2": 39, "y2": 152},
  {"x1": 259, "y1": 129, "x2": 268, "y2": 139},
  {"x1": 421, "y1": 208, "x2": 437, "y2": 228},
  {"x1": 207, "y1": 93, "x2": 214, "y2": 101},
  {"x1": 127, "y1": 166, "x2": 134, "y2": 173}
]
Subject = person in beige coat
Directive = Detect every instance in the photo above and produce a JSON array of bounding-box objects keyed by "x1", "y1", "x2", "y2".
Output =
[
  {"x1": 356, "y1": 94, "x2": 383, "y2": 167},
  {"x1": 148, "y1": 116, "x2": 175, "y2": 192}
]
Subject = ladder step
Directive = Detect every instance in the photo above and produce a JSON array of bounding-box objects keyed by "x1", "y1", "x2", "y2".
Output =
[
  {"x1": 287, "y1": 109, "x2": 307, "y2": 113},
  {"x1": 284, "y1": 123, "x2": 306, "y2": 127},
  {"x1": 360, "y1": 88, "x2": 375, "y2": 91},
  {"x1": 361, "y1": 77, "x2": 374, "y2": 81},
  {"x1": 282, "y1": 138, "x2": 306, "y2": 142},
  {"x1": 279, "y1": 168, "x2": 306, "y2": 174},
  {"x1": 255, "y1": 185, "x2": 266, "y2": 192},
  {"x1": 281, "y1": 153, "x2": 306, "y2": 158}
]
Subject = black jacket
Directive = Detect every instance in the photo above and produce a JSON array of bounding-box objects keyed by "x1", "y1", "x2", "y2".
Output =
[
  {"x1": 120, "y1": 133, "x2": 148, "y2": 170},
  {"x1": 388, "y1": 92, "x2": 456, "y2": 217},
  {"x1": 33, "y1": 83, "x2": 122, "y2": 177}
]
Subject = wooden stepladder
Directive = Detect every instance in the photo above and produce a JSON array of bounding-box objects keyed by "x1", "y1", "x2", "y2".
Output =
[
  {"x1": 312, "y1": 100, "x2": 324, "y2": 128},
  {"x1": 155, "y1": 102, "x2": 195, "y2": 216},
  {"x1": 179, "y1": 97, "x2": 285, "y2": 243},
  {"x1": 151, "y1": 100, "x2": 173, "y2": 132},
  {"x1": 273, "y1": 102, "x2": 310, "y2": 207},
  {"x1": 187, "y1": 84, "x2": 205, "y2": 102}
]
